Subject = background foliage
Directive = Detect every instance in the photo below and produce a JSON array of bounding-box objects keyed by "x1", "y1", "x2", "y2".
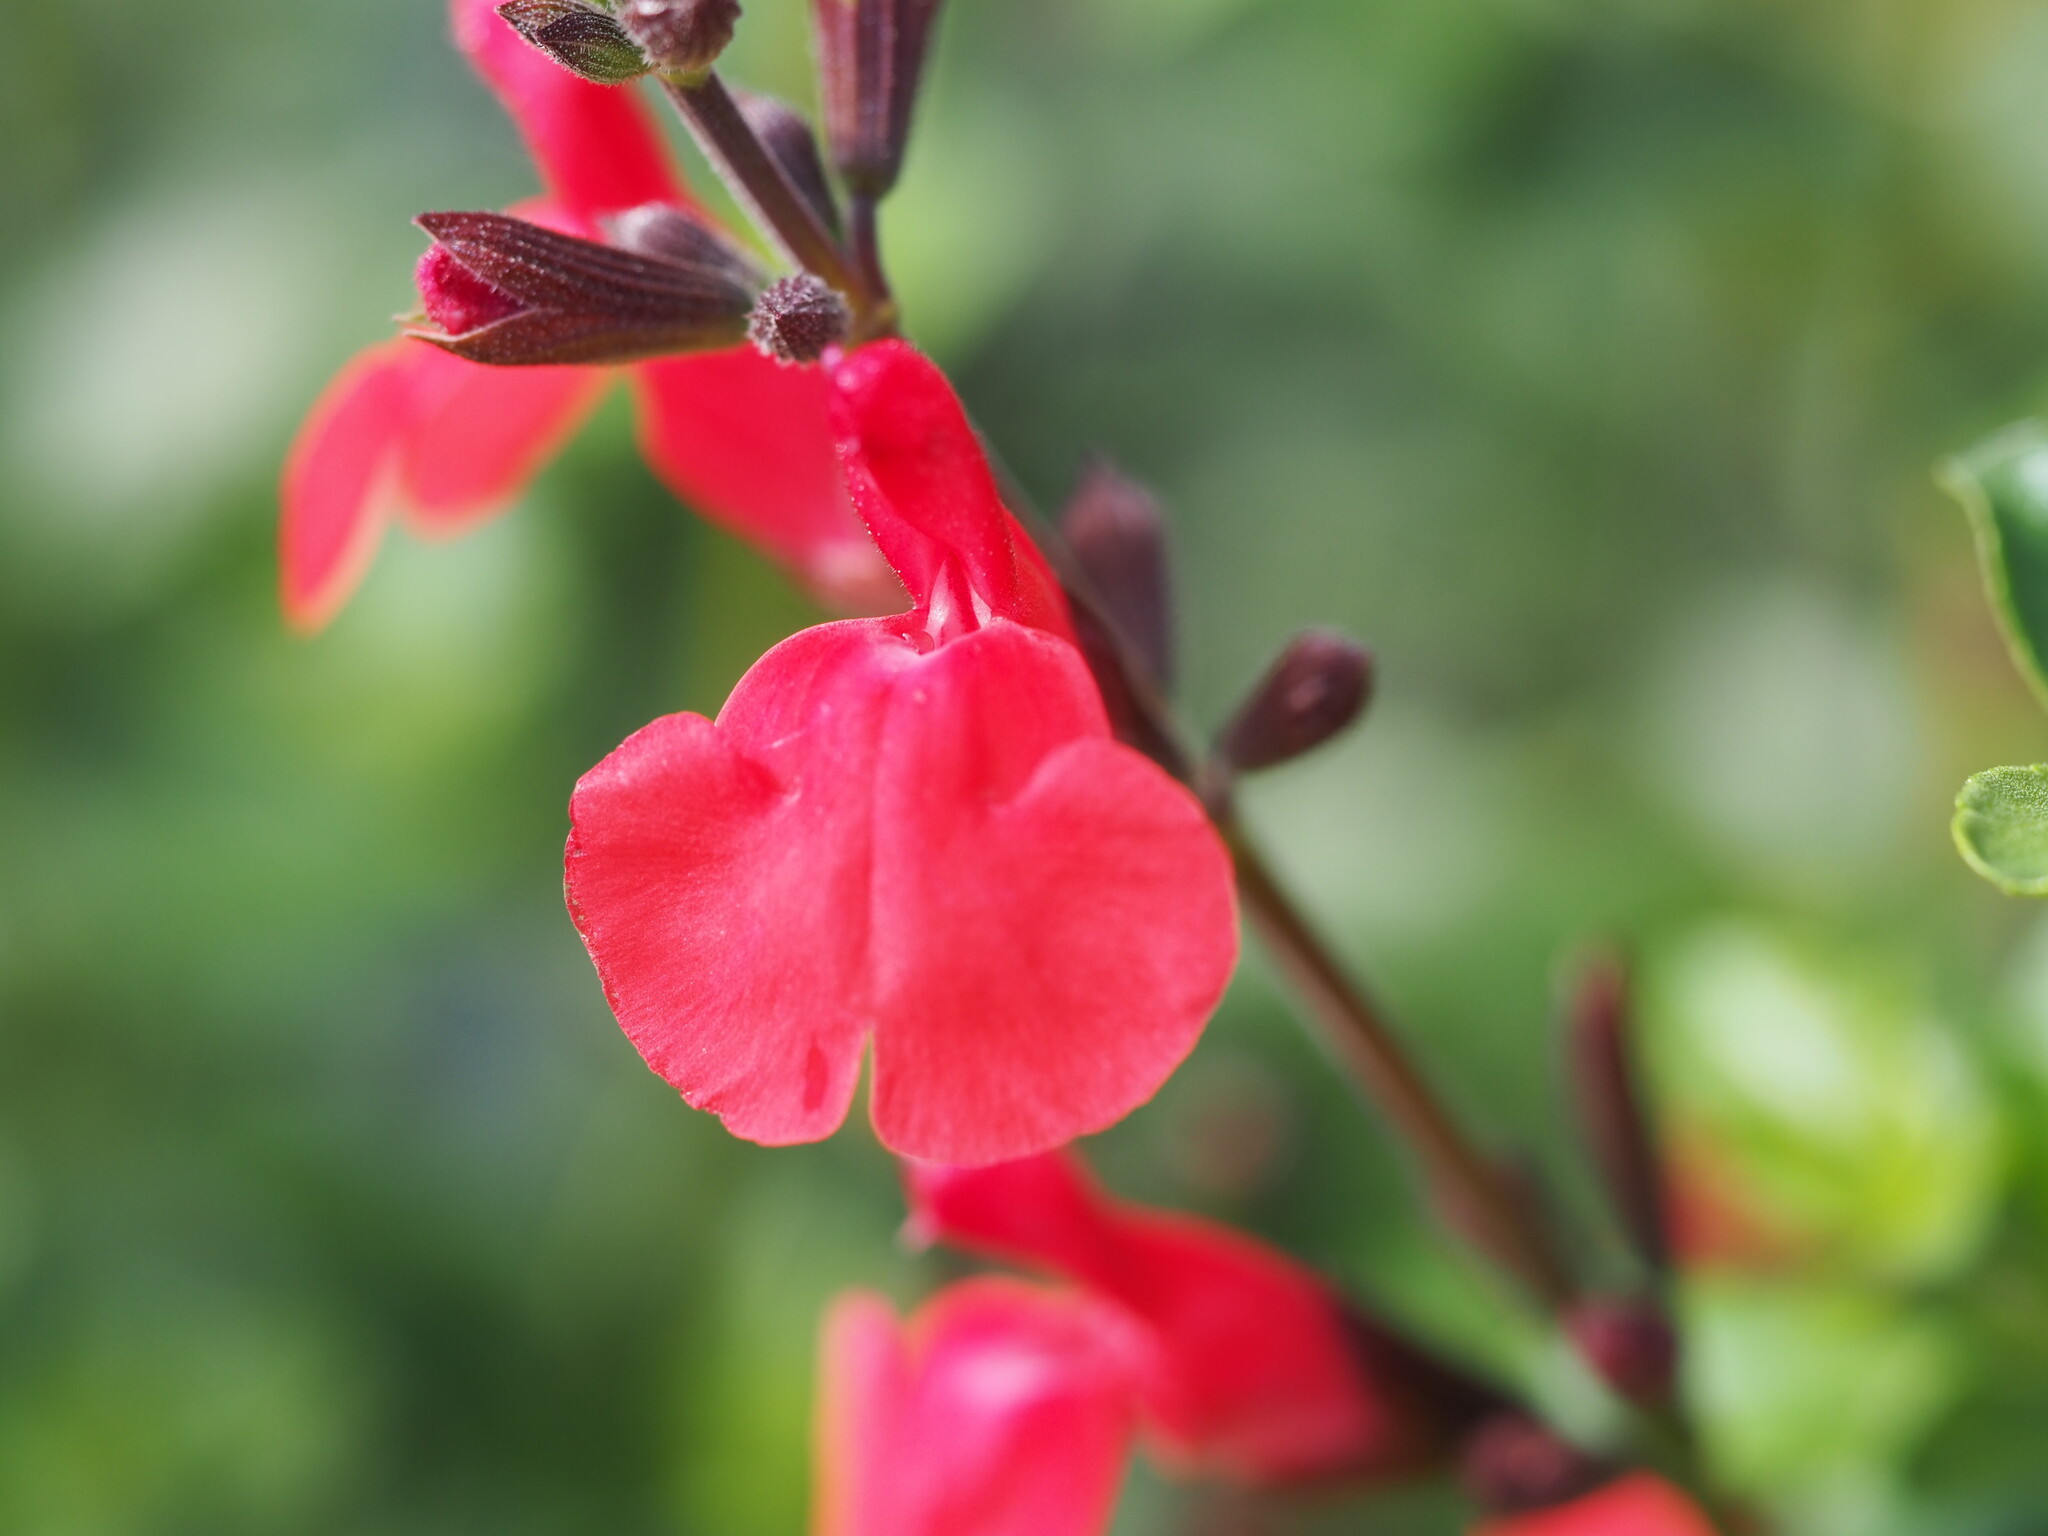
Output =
[{"x1": 8, "y1": 0, "x2": 2048, "y2": 1531}]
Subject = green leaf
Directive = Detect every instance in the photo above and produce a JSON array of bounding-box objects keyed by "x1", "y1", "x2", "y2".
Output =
[
  {"x1": 1940, "y1": 420, "x2": 2048, "y2": 710},
  {"x1": 1954, "y1": 765, "x2": 2048, "y2": 895}
]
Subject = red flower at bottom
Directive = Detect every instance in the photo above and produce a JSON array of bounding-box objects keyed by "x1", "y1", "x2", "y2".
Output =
[
  {"x1": 564, "y1": 343, "x2": 1238, "y2": 1164},
  {"x1": 814, "y1": 1280, "x2": 1138, "y2": 1536},
  {"x1": 906, "y1": 1149, "x2": 1496, "y2": 1485},
  {"x1": 1474, "y1": 1475, "x2": 1719, "y2": 1536}
]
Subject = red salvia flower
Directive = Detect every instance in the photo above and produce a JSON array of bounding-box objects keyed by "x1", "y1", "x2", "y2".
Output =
[
  {"x1": 904, "y1": 1148, "x2": 1496, "y2": 1486},
  {"x1": 563, "y1": 341, "x2": 1238, "y2": 1164},
  {"x1": 278, "y1": 0, "x2": 885, "y2": 630},
  {"x1": 1472, "y1": 1474, "x2": 1718, "y2": 1536},
  {"x1": 813, "y1": 1279, "x2": 1138, "y2": 1536}
]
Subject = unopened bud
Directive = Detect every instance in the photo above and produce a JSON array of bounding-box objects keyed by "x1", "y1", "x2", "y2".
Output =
[
  {"x1": 1059, "y1": 461, "x2": 1174, "y2": 690},
  {"x1": 811, "y1": 0, "x2": 948, "y2": 197},
  {"x1": 497, "y1": 0, "x2": 650, "y2": 83},
  {"x1": 409, "y1": 210, "x2": 754, "y2": 366},
  {"x1": 748, "y1": 274, "x2": 850, "y2": 364},
  {"x1": 1566, "y1": 951, "x2": 1671, "y2": 1275},
  {"x1": 617, "y1": 0, "x2": 740, "y2": 80},
  {"x1": 733, "y1": 90, "x2": 844, "y2": 237},
  {"x1": 1566, "y1": 1296, "x2": 1678, "y2": 1406},
  {"x1": 1459, "y1": 1414, "x2": 1610, "y2": 1516},
  {"x1": 1215, "y1": 629, "x2": 1373, "y2": 774}
]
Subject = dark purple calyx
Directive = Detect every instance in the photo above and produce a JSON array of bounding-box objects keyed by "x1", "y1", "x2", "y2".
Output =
[
  {"x1": 408, "y1": 210, "x2": 756, "y2": 367},
  {"x1": 1215, "y1": 629, "x2": 1374, "y2": 775},
  {"x1": 810, "y1": 0, "x2": 948, "y2": 198},
  {"x1": 747, "y1": 274, "x2": 850, "y2": 365}
]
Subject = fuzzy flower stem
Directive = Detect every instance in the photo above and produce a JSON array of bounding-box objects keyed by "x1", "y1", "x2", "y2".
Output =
[{"x1": 661, "y1": 71, "x2": 894, "y2": 335}]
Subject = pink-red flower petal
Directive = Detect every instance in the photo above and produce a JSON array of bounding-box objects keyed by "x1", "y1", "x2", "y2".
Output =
[
  {"x1": 633, "y1": 351, "x2": 890, "y2": 605},
  {"x1": 450, "y1": 0, "x2": 684, "y2": 219},
  {"x1": 565, "y1": 618, "x2": 912, "y2": 1145},
  {"x1": 564, "y1": 616, "x2": 1236, "y2": 1163},
  {"x1": 279, "y1": 336, "x2": 608, "y2": 630},
  {"x1": 395, "y1": 345, "x2": 608, "y2": 538},
  {"x1": 828, "y1": 341, "x2": 1071, "y2": 638},
  {"x1": 867, "y1": 626, "x2": 1235, "y2": 1162},
  {"x1": 1473, "y1": 1475, "x2": 1719, "y2": 1536},
  {"x1": 569, "y1": 342, "x2": 1234, "y2": 1157},
  {"x1": 906, "y1": 1150, "x2": 1477, "y2": 1484},
  {"x1": 280, "y1": 341, "x2": 413, "y2": 631},
  {"x1": 814, "y1": 1280, "x2": 1138, "y2": 1536}
]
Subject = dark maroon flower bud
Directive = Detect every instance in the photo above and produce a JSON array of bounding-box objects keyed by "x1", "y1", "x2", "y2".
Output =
[
  {"x1": 810, "y1": 0, "x2": 947, "y2": 197},
  {"x1": 1215, "y1": 629, "x2": 1374, "y2": 774},
  {"x1": 1058, "y1": 460, "x2": 1174, "y2": 691},
  {"x1": 1566, "y1": 951, "x2": 1671, "y2": 1275},
  {"x1": 497, "y1": 0, "x2": 650, "y2": 83},
  {"x1": 616, "y1": 0, "x2": 740, "y2": 80},
  {"x1": 1460, "y1": 1413, "x2": 1611, "y2": 1516},
  {"x1": 408, "y1": 210, "x2": 754, "y2": 366},
  {"x1": 732, "y1": 90, "x2": 844, "y2": 237},
  {"x1": 1567, "y1": 1296, "x2": 1679, "y2": 1406},
  {"x1": 602, "y1": 201, "x2": 764, "y2": 285},
  {"x1": 747, "y1": 274, "x2": 850, "y2": 364}
]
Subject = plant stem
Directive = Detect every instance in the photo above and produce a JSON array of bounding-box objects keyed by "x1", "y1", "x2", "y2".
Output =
[
  {"x1": 661, "y1": 72, "x2": 892, "y2": 334},
  {"x1": 982, "y1": 446, "x2": 1576, "y2": 1311},
  {"x1": 1219, "y1": 815, "x2": 1576, "y2": 1310},
  {"x1": 848, "y1": 193, "x2": 892, "y2": 316},
  {"x1": 868, "y1": 214, "x2": 1726, "y2": 1524}
]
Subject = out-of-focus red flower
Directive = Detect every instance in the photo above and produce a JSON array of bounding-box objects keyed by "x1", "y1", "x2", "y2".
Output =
[
  {"x1": 904, "y1": 1148, "x2": 1496, "y2": 1485},
  {"x1": 814, "y1": 1279, "x2": 1139, "y2": 1536},
  {"x1": 279, "y1": 0, "x2": 884, "y2": 630},
  {"x1": 564, "y1": 341, "x2": 1238, "y2": 1164},
  {"x1": 1472, "y1": 1474, "x2": 1718, "y2": 1536}
]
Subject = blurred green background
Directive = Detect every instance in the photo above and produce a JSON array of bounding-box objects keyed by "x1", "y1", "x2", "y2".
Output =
[{"x1": 10, "y1": 0, "x2": 2048, "y2": 1531}]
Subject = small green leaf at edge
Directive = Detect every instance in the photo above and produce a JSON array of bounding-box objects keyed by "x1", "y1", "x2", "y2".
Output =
[
  {"x1": 1954, "y1": 765, "x2": 2048, "y2": 896},
  {"x1": 1938, "y1": 419, "x2": 2048, "y2": 714}
]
